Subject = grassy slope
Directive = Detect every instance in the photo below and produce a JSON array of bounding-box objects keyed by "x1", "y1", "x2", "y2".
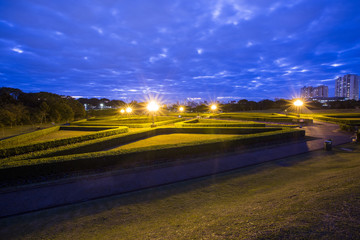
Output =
[
  {"x1": 0, "y1": 124, "x2": 56, "y2": 140},
  {"x1": 110, "y1": 133, "x2": 240, "y2": 150},
  {"x1": 1, "y1": 144, "x2": 360, "y2": 239},
  {"x1": 6, "y1": 130, "x2": 96, "y2": 148}
]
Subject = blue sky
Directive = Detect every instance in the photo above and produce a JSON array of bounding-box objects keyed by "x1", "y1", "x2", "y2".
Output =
[{"x1": 0, "y1": 0, "x2": 359, "y2": 102}]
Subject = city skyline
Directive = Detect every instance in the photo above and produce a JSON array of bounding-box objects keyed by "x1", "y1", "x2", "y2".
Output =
[{"x1": 1, "y1": 0, "x2": 360, "y2": 102}]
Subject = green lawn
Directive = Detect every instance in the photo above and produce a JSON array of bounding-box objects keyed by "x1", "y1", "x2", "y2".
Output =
[
  {"x1": 25, "y1": 130, "x2": 95, "y2": 143},
  {"x1": 110, "y1": 133, "x2": 240, "y2": 151},
  {"x1": 1, "y1": 143, "x2": 360, "y2": 239},
  {"x1": 0, "y1": 124, "x2": 55, "y2": 140}
]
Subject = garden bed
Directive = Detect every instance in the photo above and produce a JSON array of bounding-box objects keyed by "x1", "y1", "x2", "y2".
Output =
[{"x1": 0, "y1": 127, "x2": 305, "y2": 182}]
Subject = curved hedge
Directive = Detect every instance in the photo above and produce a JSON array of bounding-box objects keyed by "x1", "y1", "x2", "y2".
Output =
[
  {"x1": 3, "y1": 127, "x2": 283, "y2": 161},
  {"x1": 0, "y1": 127, "x2": 128, "y2": 158},
  {"x1": 0, "y1": 126, "x2": 60, "y2": 149},
  {"x1": 0, "y1": 128, "x2": 305, "y2": 181},
  {"x1": 59, "y1": 126, "x2": 118, "y2": 131}
]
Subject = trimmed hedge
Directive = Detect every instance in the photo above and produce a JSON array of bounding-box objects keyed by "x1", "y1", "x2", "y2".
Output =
[
  {"x1": 325, "y1": 113, "x2": 360, "y2": 119},
  {"x1": 0, "y1": 128, "x2": 305, "y2": 181},
  {"x1": 313, "y1": 115, "x2": 360, "y2": 125},
  {"x1": 3, "y1": 129, "x2": 154, "y2": 161},
  {"x1": 71, "y1": 119, "x2": 87, "y2": 124},
  {"x1": 212, "y1": 113, "x2": 296, "y2": 122},
  {"x1": 0, "y1": 127, "x2": 128, "y2": 158},
  {"x1": 0, "y1": 126, "x2": 60, "y2": 149},
  {"x1": 77, "y1": 116, "x2": 179, "y2": 125},
  {"x1": 175, "y1": 119, "x2": 266, "y2": 128},
  {"x1": 73, "y1": 118, "x2": 183, "y2": 128},
  {"x1": 159, "y1": 127, "x2": 282, "y2": 134},
  {"x1": 4, "y1": 127, "x2": 282, "y2": 161},
  {"x1": 59, "y1": 126, "x2": 118, "y2": 131},
  {"x1": 122, "y1": 118, "x2": 184, "y2": 128}
]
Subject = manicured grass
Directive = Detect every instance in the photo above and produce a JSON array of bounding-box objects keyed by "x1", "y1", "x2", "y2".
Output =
[
  {"x1": 0, "y1": 124, "x2": 56, "y2": 140},
  {"x1": 0, "y1": 127, "x2": 129, "y2": 158},
  {"x1": 1, "y1": 143, "x2": 359, "y2": 239},
  {"x1": 6, "y1": 130, "x2": 96, "y2": 148},
  {"x1": 110, "y1": 133, "x2": 240, "y2": 150},
  {"x1": 29, "y1": 130, "x2": 96, "y2": 143}
]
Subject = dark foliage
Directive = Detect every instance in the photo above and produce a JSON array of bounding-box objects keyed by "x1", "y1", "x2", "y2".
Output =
[{"x1": 0, "y1": 88, "x2": 86, "y2": 127}]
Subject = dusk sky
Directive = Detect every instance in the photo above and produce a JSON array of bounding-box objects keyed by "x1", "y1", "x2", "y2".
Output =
[{"x1": 1, "y1": 0, "x2": 359, "y2": 103}]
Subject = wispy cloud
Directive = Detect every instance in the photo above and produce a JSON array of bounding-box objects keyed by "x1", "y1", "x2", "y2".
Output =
[
  {"x1": 11, "y1": 47, "x2": 23, "y2": 53},
  {"x1": 0, "y1": 0, "x2": 359, "y2": 101}
]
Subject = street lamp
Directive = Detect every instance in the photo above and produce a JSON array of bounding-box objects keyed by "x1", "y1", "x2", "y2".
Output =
[
  {"x1": 178, "y1": 106, "x2": 184, "y2": 118},
  {"x1": 126, "y1": 107, "x2": 132, "y2": 114},
  {"x1": 118, "y1": 108, "x2": 125, "y2": 120},
  {"x1": 293, "y1": 99, "x2": 303, "y2": 117},
  {"x1": 147, "y1": 101, "x2": 159, "y2": 127}
]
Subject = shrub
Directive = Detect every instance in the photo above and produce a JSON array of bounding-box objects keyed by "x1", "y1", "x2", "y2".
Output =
[
  {"x1": 0, "y1": 126, "x2": 128, "y2": 158},
  {"x1": 0, "y1": 128, "x2": 305, "y2": 181},
  {"x1": 0, "y1": 126, "x2": 60, "y2": 149},
  {"x1": 59, "y1": 126, "x2": 118, "y2": 131}
]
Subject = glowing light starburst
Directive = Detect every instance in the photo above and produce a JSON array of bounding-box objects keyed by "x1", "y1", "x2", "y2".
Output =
[
  {"x1": 147, "y1": 101, "x2": 160, "y2": 112},
  {"x1": 293, "y1": 99, "x2": 304, "y2": 107}
]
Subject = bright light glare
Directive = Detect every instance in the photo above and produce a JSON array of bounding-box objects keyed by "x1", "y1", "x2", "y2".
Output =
[
  {"x1": 294, "y1": 100, "x2": 304, "y2": 107},
  {"x1": 211, "y1": 104, "x2": 217, "y2": 110},
  {"x1": 126, "y1": 107, "x2": 132, "y2": 113},
  {"x1": 147, "y1": 101, "x2": 160, "y2": 112},
  {"x1": 120, "y1": 109, "x2": 125, "y2": 113},
  {"x1": 179, "y1": 106, "x2": 184, "y2": 112}
]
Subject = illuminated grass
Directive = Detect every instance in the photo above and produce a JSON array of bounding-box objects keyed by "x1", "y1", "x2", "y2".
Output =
[
  {"x1": 110, "y1": 133, "x2": 240, "y2": 151},
  {"x1": 0, "y1": 124, "x2": 55, "y2": 140},
  {"x1": 1, "y1": 144, "x2": 359, "y2": 239},
  {"x1": 22, "y1": 130, "x2": 95, "y2": 144}
]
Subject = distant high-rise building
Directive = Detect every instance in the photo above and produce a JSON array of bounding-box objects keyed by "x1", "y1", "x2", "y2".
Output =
[
  {"x1": 301, "y1": 85, "x2": 328, "y2": 99},
  {"x1": 335, "y1": 74, "x2": 359, "y2": 100}
]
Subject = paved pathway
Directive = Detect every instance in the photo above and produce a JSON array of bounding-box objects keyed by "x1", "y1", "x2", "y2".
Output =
[{"x1": 0, "y1": 121, "x2": 354, "y2": 217}]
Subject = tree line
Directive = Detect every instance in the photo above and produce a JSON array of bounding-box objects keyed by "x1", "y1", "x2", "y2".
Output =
[
  {"x1": 2, "y1": 87, "x2": 360, "y2": 126},
  {"x1": 0, "y1": 87, "x2": 86, "y2": 127}
]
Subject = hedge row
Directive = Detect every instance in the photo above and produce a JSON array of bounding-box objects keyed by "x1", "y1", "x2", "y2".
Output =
[
  {"x1": 0, "y1": 126, "x2": 128, "y2": 158},
  {"x1": 73, "y1": 118, "x2": 183, "y2": 128},
  {"x1": 3, "y1": 129, "x2": 154, "y2": 162},
  {"x1": 0, "y1": 128, "x2": 305, "y2": 181},
  {"x1": 313, "y1": 116, "x2": 360, "y2": 125},
  {"x1": 175, "y1": 123, "x2": 267, "y2": 128},
  {"x1": 59, "y1": 126, "x2": 118, "y2": 131},
  {"x1": 174, "y1": 118, "x2": 266, "y2": 127},
  {"x1": 80, "y1": 116, "x2": 178, "y2": 124},
  {"x1": 157, "y1": 127, "x2": 282, "y2": 134},
  {"x1": 215, "y1": 115, "x2": 295, "y2": 122},
  {"x1": 324, "y1": 113, "x2": 360, "y2": 119},
  {"x1": 4, "y1": 126, "x2": 282, "y2": 161},
  {"x1": 2, "y1": 126, "x2": 291, "y2": 163},
  {"x1": 71, "y1": 119, "x2": 88, "y2": 124},
  {"x1": 0, "y1": 126, "x2": 60, "y2": 149},
  {"x1": 115, "y1": 118, "x2": 184, "y2": 128}
]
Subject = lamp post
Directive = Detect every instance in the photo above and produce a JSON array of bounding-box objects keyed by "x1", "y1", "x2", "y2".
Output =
[
  {"x1": 178, "y1": 106, "x2": 184, "y2": 117},
  {"x1": 147, "y1": 101, "x2": 159, "y2": 127},
  {"x1": 126, "y1": 107, "x2": 132, "y2": 115},
  {"x1": 210, "y1": 104, "x2": 217, "y2": 111},
  {"x1": 210, "y1": 104, "x2": 217, "y2": 116},
  {"x1": 118, "y1": 108, "x2": 125, "y2": 119},
  {"x1": 293, "y1": 99, "x2": 303, "y2": 117}
]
